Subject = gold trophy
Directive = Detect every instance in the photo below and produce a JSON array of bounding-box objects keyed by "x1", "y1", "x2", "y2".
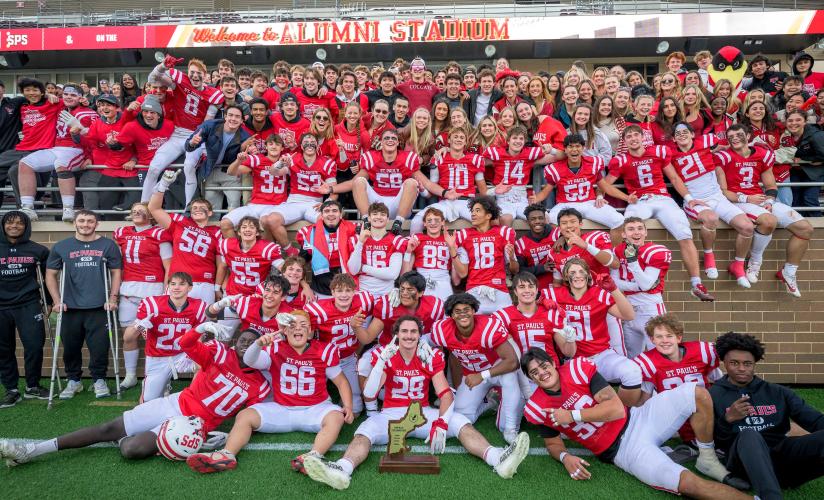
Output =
[{"x1": 378, "y1": 401, "x2": 441, "y2": 474}]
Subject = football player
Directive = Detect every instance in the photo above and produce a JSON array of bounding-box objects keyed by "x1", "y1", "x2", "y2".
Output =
[
  {"x1": 514, "y1": 204, "x2": 556, "y2": 291},
  {"x1": 401, "y1": 207, "x2": 457, "y2": 301},
  {"x1": 303, "y1": 316, "x2": 530, "y2": 490},
  {"x1": 347, "y1": 202, "x2": 408, "y2": 297}
]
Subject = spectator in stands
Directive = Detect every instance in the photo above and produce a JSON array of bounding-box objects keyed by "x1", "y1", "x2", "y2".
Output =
[
  {"x1": 464, "y1": 69, "x2": 502, "y2": 126},
  {"x1": 120, "y1": 73, "x2": 142, "y2": 108},
  {"x1": 365, "y1": 71, "x2": 402, "y2": 111}
]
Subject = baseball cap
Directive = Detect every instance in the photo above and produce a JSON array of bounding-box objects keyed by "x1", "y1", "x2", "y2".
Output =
[
  {"x1": 411, "y1": 57, "x2": 426, "y2": 70},
  {"x1": 99, "y1": 79, "x2": 109, "y2": 85},
  {"x1": 96, "y1": 93, "x2": 119, "y2": 105},
  {"x1": 141, "y1": 95, "x2": 164, "y2": 115},
  {"x1": 311, "y1": 61, "x2": 325, "y2": 70},
  {"x1": 279, "y1": 92, "x2": 298, "y2": 105}
]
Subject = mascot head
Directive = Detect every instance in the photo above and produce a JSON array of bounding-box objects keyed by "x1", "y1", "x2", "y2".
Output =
[{"x1": 708, "y1": 46, "x2": 748, "y2": 90}]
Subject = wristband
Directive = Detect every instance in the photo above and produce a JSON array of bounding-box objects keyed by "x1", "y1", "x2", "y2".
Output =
[
  {"x1": 596, "y1": 194, "x2": 604, "y2": 200},
  {"x1": 403, "y1": 252, "x2": 413, "y2": 262},
  {"x1": 683, "y1": 194, "x2": 694, "y2": 203},
  {"x1": 586, "y1": 243, "x2": 600, "y2": 257},
  {"x1": 437, "y1": 387, "x2": 452, "y2": 399},
  {"x1": 737, "y1": 193, "x2": 748, "y2": 203},
  {"x1": 571, "y1": 410, "x2": 583, "y2": 423},
  {"x1": 481, "y1": 369, "x2": 491, "y2": 380},
  {"x1": 765, "y1": 188, "x2": 778, "y2": 199},
  {"x1": 559, "y1": 451, "x2": 569, "y2": 463},
  {"x1": 213, "y1": 284, "x2": 222, "y2": 292}
]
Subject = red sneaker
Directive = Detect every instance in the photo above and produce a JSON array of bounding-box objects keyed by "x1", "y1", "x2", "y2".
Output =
[
  {"x1": 727, "y1": 261, "x2": 751, "y2": 289},
  {"x1": 690, "y1": 283, "x2": 715, "y2": 302},
  {"x1": 186, "y1": 451, "x2": 237, "y2": 474}
]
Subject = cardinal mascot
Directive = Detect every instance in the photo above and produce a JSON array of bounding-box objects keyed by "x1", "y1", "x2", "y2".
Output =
[{"x1": 706, "y1": 45, "x2": 748, "y2": 97}]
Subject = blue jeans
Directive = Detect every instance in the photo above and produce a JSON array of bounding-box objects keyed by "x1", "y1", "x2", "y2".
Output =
[{"x1": 790, "y1": 169, "x2": 822, "y2": 217}]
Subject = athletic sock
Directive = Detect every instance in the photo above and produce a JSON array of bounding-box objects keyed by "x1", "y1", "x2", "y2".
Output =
[
  {"x1": 60, "y1": 195, "x2": 75, "y2": 209},
  {"x1": 735, "y1": 257, "x2": 745, "y2": 262},
  {"x1": 750, "y1": 231, "x2": 772, "y2": 262},
  {"x1": 483, "y1": 446, "x2": 502, "y2": 466},
  {"x1": 31, "y1": 438, "x2": 58, "y2": 457},
  {"x1": 690, "y1": 277, "x2": 701, "y2": 287},
  {"x1": 783, "y1": 263, "x2": 798, "y2": 278},
  {"x1": 336, "y1": 458, "x2": 354, "y2": 475},
  {"x1": 20, "y1": 196, "x2": 34, "y2": 208},
  {"x1": 695, "y1": 440, "x2": 714, "y2": 449},
  {"x1": 123, "y1": 349, "x2": 139, "y2": 374},
  {"x1": 364, "y1": 400, "x2": 378, "y2": 413}
]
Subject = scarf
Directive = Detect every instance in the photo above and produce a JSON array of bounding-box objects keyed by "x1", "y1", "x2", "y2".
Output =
[{"x1": 309, "y1": 218, "x2": 356, "y2": 275}]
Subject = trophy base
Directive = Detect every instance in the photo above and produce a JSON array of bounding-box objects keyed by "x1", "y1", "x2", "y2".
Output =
[{"x1": 378, "y1": 454, "x2": 441, "y2": 474}]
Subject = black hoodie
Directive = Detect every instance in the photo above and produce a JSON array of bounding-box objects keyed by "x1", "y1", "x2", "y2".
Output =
[
  {"x1": 709, "y1": 374, "x2": 824, "y2": 453},
  {"x1": 0, "y1": 211, "x2": 50, "y2": 309}
]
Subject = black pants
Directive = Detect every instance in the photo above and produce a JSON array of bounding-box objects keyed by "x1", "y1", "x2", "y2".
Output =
[
  {"x1": 726, "y1": 428, "x2": 824, "y2": 500},
  {"x1": 0, "y1": 300, "x2": 45, "y2": 391},
  {"x1": 60, "y1": 308, "x2": 109, "y2": 381}
]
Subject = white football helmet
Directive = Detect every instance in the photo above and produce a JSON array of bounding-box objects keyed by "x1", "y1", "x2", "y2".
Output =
[{"x1": 156, "y1": 415, "x2": 205, "y2": 461}]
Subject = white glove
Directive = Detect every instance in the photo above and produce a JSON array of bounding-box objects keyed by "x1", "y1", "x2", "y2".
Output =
[
  {"x1": 195, "y1": 322, "x2": 221, "y2": 334},
  {"x1": 275, "y1": 312, "x2": 297, "y2": 327},
  {"x1": 215, "y1": 294, "x2": 241, "y2": 309},
  {"x1": 155, "y1": 169, "x2": 180, "y2": 193},
  {"x1": 174, "y1": 354, "x2": 197, "y2": 374},
  {"x1": 425, "y1": 418, "x2": 448, "y2": 455},
  {"x1": 214, "y1": 324, "x2": 234, "y2": 342},
  {"x1": 379, "y1": 336, "x2": 400, "y2": 362},
  {"x1": 60, "y1": 110, "x2": 83, "y2": 130},
  {"x1": 554, "y1": 321, "x2": 578, "y2": 343},
  {"x1": 199, "y1": 431, "x2": 228, "y2": 452},
  {"x1": 388, "y1": 288, "x2": 400, "y2": 308},
  {"x1": 416, "y1": 341, "x2": 435, "y2": 364},
  {"x1": 133, "y1": 318, "x2": 153, "y2": 338},
  {"x1": 475, "y1": 285, "x2": 497, "y2": 302}
]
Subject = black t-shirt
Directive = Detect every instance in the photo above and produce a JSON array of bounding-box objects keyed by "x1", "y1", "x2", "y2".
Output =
[{"x1": 47, "y1": 236, "x2": 122, "y2": 309}]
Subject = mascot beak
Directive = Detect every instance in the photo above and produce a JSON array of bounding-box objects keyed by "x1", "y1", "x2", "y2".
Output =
[{"x1": 708, "y1": 46, "x2": 748, "y2": 89}]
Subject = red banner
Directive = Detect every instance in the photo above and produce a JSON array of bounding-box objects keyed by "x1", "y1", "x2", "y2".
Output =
[
  {"x1": 42, "y1": 26, "x2": 145, "y2": 51},
  {"x1": 1, "y1": 28, "x2": 42, "y2": 51}
]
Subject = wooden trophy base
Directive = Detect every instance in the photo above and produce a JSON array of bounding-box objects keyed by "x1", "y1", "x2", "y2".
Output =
[{"x1": 378, "y1": 453, "x2": 441, "y2": 474}]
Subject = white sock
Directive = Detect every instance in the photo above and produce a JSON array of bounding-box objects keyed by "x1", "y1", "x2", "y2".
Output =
[
  {"x1": 783, "y1": 263, "x2": 798, "y2": 278},
  {"x1": 483, "y1": 446, "x2": 502, "y2": 466},
  {"x1": 20, "y1": 196, "x2": 34, "y2": 208},
  {"x1": 750, "y1": 231, "x2": 772, "y2": 262},
  {"x1": 703, "y1": 249, "x2": 714, "y2": 254},
  {"x1": 336, "y1": 458, "x2": 354, "y2": 475},
  {"x1": 364, "y1": 400, "x2": 378, "y2": 412},
  {"x1": 31, "y1": 438, "x2": 59, "y2": 457},
  {"x1": 695, "y1": 439, "x2": 714, "y2": 449},
  {"x1": 735, "y1": 257, "x2": 745, "y2": 262},
  {"x1": 123, "y1": 350, "x2": 139, "y2": 374},
  {"x1": 60, "y1": 195, "x2": 75, "y2": 209},
  {"x1": 690, "y1": 277, "x2": 701, "y2": 287}
]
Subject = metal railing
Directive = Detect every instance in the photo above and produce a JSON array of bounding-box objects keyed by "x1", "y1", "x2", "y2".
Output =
[
  {"x1": 2, "y1": 163, "x2": 822, "y2": 219},
  {"x1": 0, "y1": 0, "x2": 819, "y2": 29}
]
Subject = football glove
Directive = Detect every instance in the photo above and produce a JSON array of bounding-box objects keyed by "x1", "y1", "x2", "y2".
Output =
[
  {"x1": 199, "y1": 431, "x2": 229, "y2": 452},
  {"x1": 388, "y1": 288, "x2": 401, "y2": 307},
  {"x1": 163, "y1": 54, "x2": 185, "y2": 69},
  {"x1": 215, "y1": 294, "x2": 241, "y2": 310},
  {"x1": 624, "y1": 243, "x2": 638, "y2": 263},
  {"x1": 416, "y1": 340, "x2": 435, "y2": 364},
  {"x1": 596, "y1": 273, "x2": 617, "y2": 293},
  {"x1": 379, "y1": 336, "x2": 400, "y2": 362},
  {"x1": 276, "y1": 312, "x2": 297, "y2": 327},
  {"x1": 554, "y1": 321, "x2": 578, "y2": 343},
  {"x1": 174, "y1": 354, "x2": 197, "y2": 374},
  {"x1": 475, "y1": 285, "x2": 497, "y2": 302},
  {"x1": 425, "y1": 418, "x2": 448, "y2": 454}
]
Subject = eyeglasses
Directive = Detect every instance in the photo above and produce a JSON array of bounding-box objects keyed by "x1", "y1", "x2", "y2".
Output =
[
  {"x1": 314, "y1": 115, "x2": 329, "y2": 122},
  {"x1": 373, "y1": 109, "x2": 389, "y2": 115}
]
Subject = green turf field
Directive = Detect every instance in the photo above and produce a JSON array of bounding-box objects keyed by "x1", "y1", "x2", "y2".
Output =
[{"x1": 2, "y1": 380, "x2": 823, "y2": 499}]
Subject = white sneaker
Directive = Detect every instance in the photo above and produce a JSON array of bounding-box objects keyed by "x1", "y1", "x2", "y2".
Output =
[
  {"x1": 61, "y1": 207, "x2": 75, "y2": 222},
  {"x1": 695, "y1": 449, "x2": 731, "y2": 482},
  {"x1": 705, "y1": 267, "x2": 719, "y2": 279},
  {"x1": 303, "y1": 456, "x2": 351, "y2": 490},
  {"x1": 119, "y1": 373, "x2": 138, "y2": 391},
  {"x1": 503, "y1": 429, "x2": 519, "y2": 445},
  {"x1": 19, "y1": 206, "x2": 38, "y2": 222},
  {"x1": 776, "y1": 270, "x2": 802, "y2": 298},
  {"x1": 93, "y1": 379, "x2": 110, "y2": 398},
  {"x1": 0, "y1": 440, "x2": 35, "y2": 467},
  {"x1": 59, "y1": 380, "x2": 83, "y2": 399},
  {"x1": 494, "y1": 432, "x2": 530, "y2": 479},
  {"x1": 745, "y1": 261, "x2": 762, "y2": 284}
]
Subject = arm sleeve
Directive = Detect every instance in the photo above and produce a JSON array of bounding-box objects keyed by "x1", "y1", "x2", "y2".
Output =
[
  {"x1": 347, "y1": 242, "x2": 364, "y2": 274},
  {"x1": 242, "y1": 341, "x2": 272, "y2": 371},
  {"x1": 362, "y1": 252, "x2": 403, "y2": 280},
  {"x1": 627, "y1": 261, "x2": 661, "y2": 291},
  {"x1": 610, "y1": 268, "x2": 641, "y2": 292},
  {"x1": 589, "y1": 372, "x2": 610, "y2": 395},
  {"x1": 177, "y1": 329, "x2": 212, "y2": 367}
]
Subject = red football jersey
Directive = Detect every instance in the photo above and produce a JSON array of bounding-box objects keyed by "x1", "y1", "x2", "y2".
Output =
[
  {"x1": 264, "y1": 338, "x2": 340, "y2": 407},
  {"x1": 608, "y1": 146, "x2": 671, "y2": 197},
  {"x1": 614, "y1": 242, "x2": 672, "y2": 297},
  {"x1": 411, "y1": 234, "x2": 451, "y2": 272},
  {"x1": 543, "y1": 156, "x2": 605, "y2": 203},
  {"x1": 549, "y1": 230, "x2": 612, "y2": 279},
  {"x1": 54, "y1": 106, "x2": 98, "y2": 148},
  {"x1": 235, "y1": 295, "x2": 294, "y2": 335},
  {"x1": 113, "y1": 225, "x2": 171, "y2": 284},
  {"x1": 714, "y1": 146, "x2": 775, "y2": 196},
  {"x1": 431, "y1": 152, "x2": 485, "y2": 197},
  {"x1": 17, "y1": 100, "x2": 62, "y2": 151},
  {"x1": 370, "y1": 347, "x2": 447, "y2": 409},
  {"x1": 167, "y1": 214, "x2": 221, "y2": 284},
  {"x1": 483, "y1": 146, "x2": 542, "y2": 186},
  {"x1": 242, "y1": 154, "x2": 288, "y2": 205},
  {"x1": 371, "y1": 294, "x2": 445, "y2": 347},
  {"x1": 177, "y1": 330, "x2": 271, "y2": 432},
  {"x1": 114, "y1": 118, "x2": 175, "y2": 165},
  {"x1": 543, "y1": 286, "x2": 614, "y2": 357},
  {"x1": 305, "y1": 292, "x2": 374, "y2": 358},
  {"x1": 493, "y1": 305, "x2": 566, "y2": 363},
  {"x1": 430, "y1": 315, "x2": 509, "y2": 375},
  {"x1": 271, "y1": 113, "x2": 311, "y2": 152},
  {"x1": 455, "y1": 225, "x2": 516, "y2": 292},
  {"x1": 514, "y1": 231, "x2": 555, "y2": 290},
  {"x1": 167, "y1": 68, "x2": 225, "y2": 131},
  {"x1": 137, "y1": 295, "x2": 207, "y2": 357},
  {"x1": 218, "y1": 238, "x2": 283, "y2": 296},
  {"x1": 524, "y1": 357, "x2": 627, "y2": 456},
  {"x1": 351, "y1": 233, "x2": 408, "y2": 269},
  {"x1": 287, "y1": 153, "x2": 337, "y2": 199},
  {"x1": 360, "y1": 149, "x2": 421, "y2": 196},
  {"x1": 669, "y1": 134, "x2": 720, "y2": 198}
]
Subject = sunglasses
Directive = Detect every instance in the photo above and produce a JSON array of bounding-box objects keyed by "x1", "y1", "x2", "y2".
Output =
[
  {"x1": 662, "y1": 79, "x2": 676, "y2": 84},
  {"x1": 373, "y1": 109, "x2": 389, "y2": 115},
  {"x1": 382, "y1": 136, "x2": 398, "y2": 142},
  {"x1": 314, "y1": 115, "x2": 330, "y2": 122}
]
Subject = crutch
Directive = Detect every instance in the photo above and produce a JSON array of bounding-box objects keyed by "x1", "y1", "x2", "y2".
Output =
[
  {"x1": 35, "y1": 262, "x2": 62, "y2": 394},
  {"x1": 47, "y1": 263, "x2": 66, "y2": 410},
  {"x1": 102, "y1": 258, "x2": 122, "y2": 399}
]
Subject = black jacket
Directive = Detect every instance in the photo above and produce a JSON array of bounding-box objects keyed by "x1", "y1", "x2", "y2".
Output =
[
  {"x1": 743, "y1": 70, "x2": 787, "y2": 95},
  {"x1": 463, "y1": 88, "x2": 503, "y2": 125},
  {"x1": 0, "y1": 211, "x2": 50, "y2": 309},
  {"x1": 710, "y1": 375, "x2": 824, "y2": 453},
  {"x1": 795, "y1": 124, "x2": 824, "y2": 182},
  {"x1": 0, "y1": 96, "x2": 25, "y2": 153}
]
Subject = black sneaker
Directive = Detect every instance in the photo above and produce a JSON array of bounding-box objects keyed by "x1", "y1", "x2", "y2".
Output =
[
  {"x1": 24, "y1": 386, "x2": 49, "y2": 400},
  {"x1": 0, "y1": 390, "x2": 21, "y2": 409},
  {"x1": 390, "y1": 219, "x2": 403, "y2": 235}
]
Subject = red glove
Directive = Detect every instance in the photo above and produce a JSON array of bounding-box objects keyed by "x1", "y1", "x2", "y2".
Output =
[
  {"x1": 164, "y1": 55, "x2": 185, "y2": 69},
  {"x1": 541, "y1": 295, "x2": 559, "y2": 311},
  {"x1": 596, "y1": 273, "x2": 617, "y2": 293}
]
